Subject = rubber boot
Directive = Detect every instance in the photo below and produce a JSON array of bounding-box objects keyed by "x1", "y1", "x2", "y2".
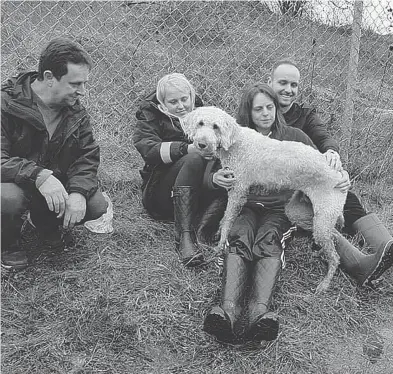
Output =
[
  {"x1": 197, "y1": 195, "x2": 227, "y2": 244},
  {"x1": 172, "y1": 186, "x2": 204, "y2": 267},
  {"x1": 204, "y1": 252, "x2": 249, "y2": 343},
  {"x1": 352, "y1": 213, "x2": 393, "y2": 283},
  {"x1": 334, "y1": 232, "x2": 386, "y2": 285},
  {"x1": 246, "y1": 257, "x2": 281, "y2": 342}
]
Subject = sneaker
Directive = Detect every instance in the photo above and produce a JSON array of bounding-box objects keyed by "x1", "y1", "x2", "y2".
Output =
[{"x1": 1, "y1": 247, "x2": 28, "y2": 271}]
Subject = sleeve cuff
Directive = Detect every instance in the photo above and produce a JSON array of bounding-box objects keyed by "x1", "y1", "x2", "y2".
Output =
[
  {"x1": 35, "y1": 169, "x2": 53, "y2": 189},
  {"x1": 160, "y1": 142, "x2": 173, "y2": 164}
]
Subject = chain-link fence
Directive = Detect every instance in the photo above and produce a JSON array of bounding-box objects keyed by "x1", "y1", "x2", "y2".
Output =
[{"x1": 1, "y1": 0, "x2": 393, "y2": 182}]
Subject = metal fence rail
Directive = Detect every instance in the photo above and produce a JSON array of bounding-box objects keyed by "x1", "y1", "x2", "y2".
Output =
[{"x1": 1, "y1": 0, "x2": 393, "y2": 181}]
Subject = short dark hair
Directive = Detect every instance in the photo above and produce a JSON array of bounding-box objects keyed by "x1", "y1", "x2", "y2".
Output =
[
  {"x1": 37, "y1": 37, "x2": 92, "y2": 81},
  {"x1": 236, "y1": 83, "x2": 287, "y2": 139},
  {"x1": 271, "y1": 59, "x2": 300, "y2": 77}
]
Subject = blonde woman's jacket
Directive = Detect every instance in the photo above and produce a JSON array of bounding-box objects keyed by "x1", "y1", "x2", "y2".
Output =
[{"x1": 133, "y1": 92, "x2": 217, "y2": 217}]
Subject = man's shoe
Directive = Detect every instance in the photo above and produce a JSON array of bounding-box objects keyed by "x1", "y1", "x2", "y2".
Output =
[
  {"x1": 1, "y1": 248, "x2": 28, "y2": 271},
  {"x1": 41, "y1": 230, "x2": 65, "y2": 251}
]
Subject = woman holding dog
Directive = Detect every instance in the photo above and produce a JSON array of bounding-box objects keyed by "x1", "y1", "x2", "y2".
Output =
[
  {"x1": 203, "y1": 83, "x2": 393, "y2": 344},
  {"x1": 203, "y1": 83, "x2": 316, "y2": 344},
  {"x1": 133, "y1": 73, "x2": 232, "y2": 267}
]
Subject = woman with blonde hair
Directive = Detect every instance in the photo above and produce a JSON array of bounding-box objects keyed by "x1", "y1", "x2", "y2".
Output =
[{"x1": 133, "y1": 73, "x2": 233, "y2": 267}]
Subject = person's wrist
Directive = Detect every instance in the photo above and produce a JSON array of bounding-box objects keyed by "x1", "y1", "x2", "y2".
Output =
[
  {"x1": 69, "y1": 192, "x2": 86, "y2": 200},
  {"x1": 36, "y1": 169, "x2": 53, "y2": 189}
]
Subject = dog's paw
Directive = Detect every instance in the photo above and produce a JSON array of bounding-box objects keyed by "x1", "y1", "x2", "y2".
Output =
[
  {"x1": 315, "y1": 280, "x2": 330, "y2": 294},
  {"x1": 214, "y1": 244, "x2": 224, "y2": 255}
]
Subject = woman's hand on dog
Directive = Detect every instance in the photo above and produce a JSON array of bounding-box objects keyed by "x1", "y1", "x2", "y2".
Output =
[{"x1": 213, "y1": 168, "x2": 236, "y2": 190}]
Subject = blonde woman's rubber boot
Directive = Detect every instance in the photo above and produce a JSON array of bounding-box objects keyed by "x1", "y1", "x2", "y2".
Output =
[{"x1": 172, "y1": 186, "x2": 204, "y2": 267}]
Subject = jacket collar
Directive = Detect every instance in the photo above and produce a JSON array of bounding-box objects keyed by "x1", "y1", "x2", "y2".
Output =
[
  {"x1": 283, "y1": 102, "x2": 302, "y2": 125},
  {"x1": 2, "y1": 71, "x2": 85, "y2": 131}
]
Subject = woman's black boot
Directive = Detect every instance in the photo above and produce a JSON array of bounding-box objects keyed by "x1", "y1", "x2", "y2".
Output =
[
  {"x1": 172, "y1": 186, "x2": 204, "y2": 267},
  {"x1": 204, "y1": 252, "x2": 248, "y2": 343}
]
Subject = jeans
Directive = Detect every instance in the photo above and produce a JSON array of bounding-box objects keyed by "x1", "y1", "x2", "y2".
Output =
[{"x1": 1, "y1": 183, "x2": 108, "y2": 248}]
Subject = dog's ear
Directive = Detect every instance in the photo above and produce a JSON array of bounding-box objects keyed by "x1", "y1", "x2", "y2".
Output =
[
  {"x1": 220, "y1": 113, "x2": 238, "y2": 150},
  {"x1": 181, "y1": 110, "x2": 198, "y2": 139}
]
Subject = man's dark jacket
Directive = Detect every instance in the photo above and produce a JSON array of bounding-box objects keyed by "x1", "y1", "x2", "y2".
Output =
[
  {"x1": 283, "y1": 102, "x2": 339, "y2": 154},
  {"x1": 1, "y1": 71, "x2": 100, "y2": 199}
]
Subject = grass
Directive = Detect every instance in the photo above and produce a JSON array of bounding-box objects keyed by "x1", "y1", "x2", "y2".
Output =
[
  {"x1": 2, "y1": 1, "x2": 393, "y2": 373},
  {"x1": 2, "y1": 146, "x2": 393, "y2": 373}
]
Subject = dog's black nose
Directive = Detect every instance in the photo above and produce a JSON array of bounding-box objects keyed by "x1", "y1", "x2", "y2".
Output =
[{"x1": 198, "y1": 143, "x2": 206, "y2": 149}]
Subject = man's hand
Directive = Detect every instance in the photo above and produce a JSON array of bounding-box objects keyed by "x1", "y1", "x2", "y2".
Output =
[
  {"x1": 38, "y1": 175, "x2": 69, "y2": 218},
  {"x1": 324, "y1": 150, "x2": 342, "y2": 171},
  {"x1": 63, "y1": 192, "x2": 86, "y2": 229},
  {"x1": 213, "y1": 168, "x2": 236, "y2": 190},
  {"x1": 335, "y1": 170, "x2": 351, "y2": 193}
]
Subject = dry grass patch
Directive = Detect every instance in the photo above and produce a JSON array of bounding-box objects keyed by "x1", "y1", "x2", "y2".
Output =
[{"x1": 2, "y1": 178, "x2": 393, "y2": 373}]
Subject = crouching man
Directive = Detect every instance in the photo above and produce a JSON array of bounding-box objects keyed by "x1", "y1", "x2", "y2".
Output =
[{"x1": 1, "y1": 37, "x2": 108, "y2": 270}]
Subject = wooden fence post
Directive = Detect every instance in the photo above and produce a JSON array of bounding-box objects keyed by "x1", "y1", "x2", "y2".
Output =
[{"x1": 342, "y1": 0, "x2": 363, "y2": 166}]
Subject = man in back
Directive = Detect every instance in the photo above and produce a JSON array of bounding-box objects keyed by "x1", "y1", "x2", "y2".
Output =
[
  {"x1": 1, "y1": 37, "x2": 108, "y2": 271},
  {"x1": 268, "y1": 59, "x2": 393, "y2": 285}
]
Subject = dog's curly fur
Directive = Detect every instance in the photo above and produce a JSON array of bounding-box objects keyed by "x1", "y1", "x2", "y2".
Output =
[{"x1": 182, "y1": 106, "x2": 347, "y2": 293}]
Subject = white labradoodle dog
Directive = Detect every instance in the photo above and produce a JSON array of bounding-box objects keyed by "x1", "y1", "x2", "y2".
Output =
[{"x1": 182, "y1": 106, "x2": 347, "y2": 293}]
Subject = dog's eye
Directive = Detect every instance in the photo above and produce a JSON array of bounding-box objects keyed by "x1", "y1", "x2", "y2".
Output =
[
  {"x1": 198, "y1": 120, "x2": 204, "y2": 126},
  {"x1": 213, "y1": 123, "x2": 219, "y2": 130}
]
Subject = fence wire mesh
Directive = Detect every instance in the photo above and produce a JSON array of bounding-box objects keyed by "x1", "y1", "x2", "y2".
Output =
[{"x1": 1, "y1": 0, "x2": 393, "y2": 181}]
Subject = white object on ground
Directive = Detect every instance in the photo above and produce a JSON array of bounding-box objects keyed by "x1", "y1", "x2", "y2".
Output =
[{"x1": 84, "y1": 192, "x2": 114, "y2": 233}]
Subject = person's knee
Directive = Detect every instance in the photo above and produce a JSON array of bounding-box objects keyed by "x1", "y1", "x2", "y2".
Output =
[
  {"x1": 1, "y1": 183, "x2": 29, "y2": 217},
  {"x1": 181, "y1": 153, "x2": 205, "y2": 170},
  {"x1": 86, "y1": 190, "x2": 109, "y2": 220},
  {"x1": 253, "y1": 229, "x2": 283, "y2": 258}
]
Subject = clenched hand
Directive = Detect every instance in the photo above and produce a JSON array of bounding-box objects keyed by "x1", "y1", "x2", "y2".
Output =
[{"x1": 213, "y1": 168, "x2": 236, "y2": 190}]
